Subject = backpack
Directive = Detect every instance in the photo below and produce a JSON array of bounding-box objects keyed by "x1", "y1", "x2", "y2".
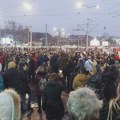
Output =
[{"x1": 38, "y1": 77, "x2": 47, "y2": 92}]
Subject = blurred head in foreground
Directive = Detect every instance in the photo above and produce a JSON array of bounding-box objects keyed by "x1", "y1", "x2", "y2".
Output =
[{"x1": 67, "y1": 87, "x2": 103, "y2": 120}]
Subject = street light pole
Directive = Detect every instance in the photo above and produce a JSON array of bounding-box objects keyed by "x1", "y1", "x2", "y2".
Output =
[
  {"x1": 86, "y1": 19, "x2": 89, "y2": 50},
  {"x1": 23, "y1": 2, "x2": 32, "y2": 49},
  {"x1": 45, "y1": 24, "x2": 48, "y2": 47},
  {"x1": 0, "y1": 21, "x2": 1, "y2": 42},
  {"x1": 30, "y1": 16, "x2": 32, "y2": 49}
]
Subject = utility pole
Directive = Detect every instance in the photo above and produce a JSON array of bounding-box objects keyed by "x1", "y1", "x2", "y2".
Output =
[
  {"x1": 78, "y1": 35, "x2": 80, "y2": 48},
  {"x1": 86, "y1": 19, "x2": 90, "y2": 50},
  {"x1": 30, "y1": 16, "x2": 32, "y2": 50},
  {"x1": 72, "y1": 28, "x2": 81, "y2": 48},
  {"x1": 0, "y1": 21, "x2": 1, "y2": 42},
  {"x1": 45, "y1": 24, "x2": 48, "y2": 48}
]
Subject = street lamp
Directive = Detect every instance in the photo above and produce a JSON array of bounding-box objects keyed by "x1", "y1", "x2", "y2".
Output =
[
  {"x1": 96, "y1": 5, "x2": 99, "y2": 9},
  {"x1": 23, "y1": 2, "x2": 32, "y2": 11},
  {"x1": 76, "y1": 1, "x2": 99, "y2": 10},
  {"x1": 53, "y1": 27, "x2": 57, "y2": 31},
  {"x1": 23, "y1": 2, "x2": 32, "y2": 49},
  {"x1": 75, "y1": 2, "x2": 99, "y2": 50},
  {"x1": 76, "y1": 1, "x2": 83, "y2": 10}
]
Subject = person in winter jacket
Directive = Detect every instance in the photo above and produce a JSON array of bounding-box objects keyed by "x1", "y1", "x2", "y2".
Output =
[
  {"x1": 0, "y1": 63, "x2": 4, "y2": 92},
  {"x1": 42, "y1": 73, "x2": 64, "y2": 120},
  {"x1": 65, "y1": 59, "x2": 75, "y2": 91},
  {"x1": 28, "y1": 56, "x2": 35, "y2": 83},
  {"x1": 19, "y1": 63, "x2": 30, "y2": 113},
  {"x1": 37, "y1": 53, "x2": 49, "y2": 66},
  {"x1": 36, "y1": 65, "x2": 48, "y2": 114},
  {"x1": 84, "y1": 56, "x2": 93, "y2": 72},
  {"x1": 103, "y1": 65, "x2": 118, "y2": 103},
  {"x1": 50, "y1": 53, "x2": 58, "y2": 73},
  {"x1": 57, "y1": 51, "x2": 68, "y2": 75},
  {"x1": 3, "y1": 61, "x2": 21, "y2": 94},
  {"x1": 0, "y1": 89, "x2": 21, "y2": 120},
  {"x1": 73, "y1": 67, "x2": 90, "y2": 90},
  {"x1": 70, "y1": 66, "x2": 80, "y2": 91},
  {"x1": 107, "y1": 83, "x2": 120, "y2": 120}
]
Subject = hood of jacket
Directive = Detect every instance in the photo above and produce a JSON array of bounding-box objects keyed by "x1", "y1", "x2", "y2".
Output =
[
  {"x1": 0, "y1": 89, "x2": 20, "y2": 120},
  {"x1": 73, "y1": 74, "x2": 90, "y2": 89}
]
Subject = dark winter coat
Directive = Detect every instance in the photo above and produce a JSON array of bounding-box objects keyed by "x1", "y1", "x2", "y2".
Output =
[
  {"x1": 3, "y1": 68, "x2": 21, "y2": 94},
  {"x1": 103, "y1": 71, "x2": 117, "y2": 102},
  {"x1": 70, "y1": 71, "x2": 78, "y2": 91},
  {"x1": 20, "y1": 70, "x2": 30, "y2": 95},
  {"x1": 57, "y1": 54, "x2": 68, "y2": 70},
  {"x1": 28, "y1": 58, "x2": 35, "y2": 74},
  {"x1": 65, "y1": 61, "x2": 75, "y2": 76},
  {"x1": 37, "y1": 55, "x2": 49, "y2": 66},
  {"x1": 42, "y1": 80, "x2": 64, "y2": 120},
  {"x1": 50, "y1": 54, "x2": 58, "y2": 73},
  {"x1": 0, "y1": 75, "x2": 4, "y2": 92}
]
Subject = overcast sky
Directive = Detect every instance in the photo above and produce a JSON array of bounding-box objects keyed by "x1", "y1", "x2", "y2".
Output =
[{"x1": 1, "y1": 0, "x2": 120, "y2": 36}]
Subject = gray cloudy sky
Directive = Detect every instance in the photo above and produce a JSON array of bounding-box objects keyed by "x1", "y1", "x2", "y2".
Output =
[{"x1": 1, "y1": 0, "x2": 120, "y2": 36}]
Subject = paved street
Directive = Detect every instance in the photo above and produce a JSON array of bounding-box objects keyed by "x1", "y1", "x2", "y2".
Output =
[{"x1": 22, "y1": 92, "x2": 69, "y2": 120}]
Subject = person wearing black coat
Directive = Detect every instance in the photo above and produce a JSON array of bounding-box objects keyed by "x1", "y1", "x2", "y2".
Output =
[
  {"x1": 42, "y1": 73, "x2": 64, "y2": 120},
  {"x1": 103, "y1": 65, "x2": 118, "y2": 103},
  {"x1": 3, "y1": 61, "x2": 21, "y2": 94},
  {"x1": 65, "y1": 59, "x2": 75, "y2": 92},
  {"x1": 50, "y1": 53, "x2": 58, "y2": 73},
  {"x1": 70, "y1": 66, "x2": 80, "y2": 91},
  {"x1": 19, "y1": 64, "x2": 31, "y2": 113},
  {"x1": 28, "y1": 56, "x2": 35, "y2": 83}
]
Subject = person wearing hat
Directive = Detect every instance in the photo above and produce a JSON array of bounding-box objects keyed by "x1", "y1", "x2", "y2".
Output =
[{"x1": 42, "y1": 73, "x2": 64, "y2": 120}]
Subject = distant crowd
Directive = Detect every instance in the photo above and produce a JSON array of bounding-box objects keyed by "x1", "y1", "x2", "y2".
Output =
[{"x1": 0, "y1": 47, "x2": 120, "y2": 120}]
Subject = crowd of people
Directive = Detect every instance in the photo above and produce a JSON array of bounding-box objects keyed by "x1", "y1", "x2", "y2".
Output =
[{"x1": 0, "y1": 47, "x2": 120, "y2": 120}]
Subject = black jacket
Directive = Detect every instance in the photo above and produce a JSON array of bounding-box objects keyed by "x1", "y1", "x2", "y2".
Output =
[
  {"x1": 3, "y1": 68, "x2": 21, "y2": 94},
  {"x1": 42, "y1": 80, "x2": 64, "y2": 119},
  {"x1": 103, "y1": 71, "x2": 117, "y2": 102},
  {"x1": 20, "y1": 70, "x2": 30, "y2": 95}
]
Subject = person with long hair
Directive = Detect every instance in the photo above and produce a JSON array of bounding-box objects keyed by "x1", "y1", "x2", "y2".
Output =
[{"x1": 107, "y1": 83, "x2": 120, "y2": 120}]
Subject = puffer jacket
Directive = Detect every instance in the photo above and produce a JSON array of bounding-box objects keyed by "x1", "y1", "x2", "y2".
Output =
[
  {"x1": 73, "y1": 74, "x2": 90, "y2": 90},
  {"x1": 0, "y1": 75, "x2": 4, "y2": 92},
  {"x1": 0, "y1": 89, "x2": 21, "y2": 120}
]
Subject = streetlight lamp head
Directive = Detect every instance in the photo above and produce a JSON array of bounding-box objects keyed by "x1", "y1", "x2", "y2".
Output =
[
  {"x1": 76, "y1": 1, "x2": 82, "y2": 9},
  {"x1": 23, "y1": 2, "x2": 32, "y2": 11},
  {"x1": 96, "y1": 5, "x2": 99, "y2": 9},
  {"x1": 53, "y1": 27, "x2": 57, "y2": 31},
  {"x1": 61, "y1": 28, "x2": 65, "y2": 32}
]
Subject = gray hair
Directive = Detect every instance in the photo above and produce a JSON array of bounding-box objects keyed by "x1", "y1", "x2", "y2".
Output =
[{"x1": 67, "y1": 87, "x2": 103, "y2": 120}]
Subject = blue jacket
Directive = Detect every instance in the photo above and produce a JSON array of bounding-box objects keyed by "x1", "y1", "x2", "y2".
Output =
[{"x1": 0, "y1": 75, "x2": 4, "y2": 92}]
